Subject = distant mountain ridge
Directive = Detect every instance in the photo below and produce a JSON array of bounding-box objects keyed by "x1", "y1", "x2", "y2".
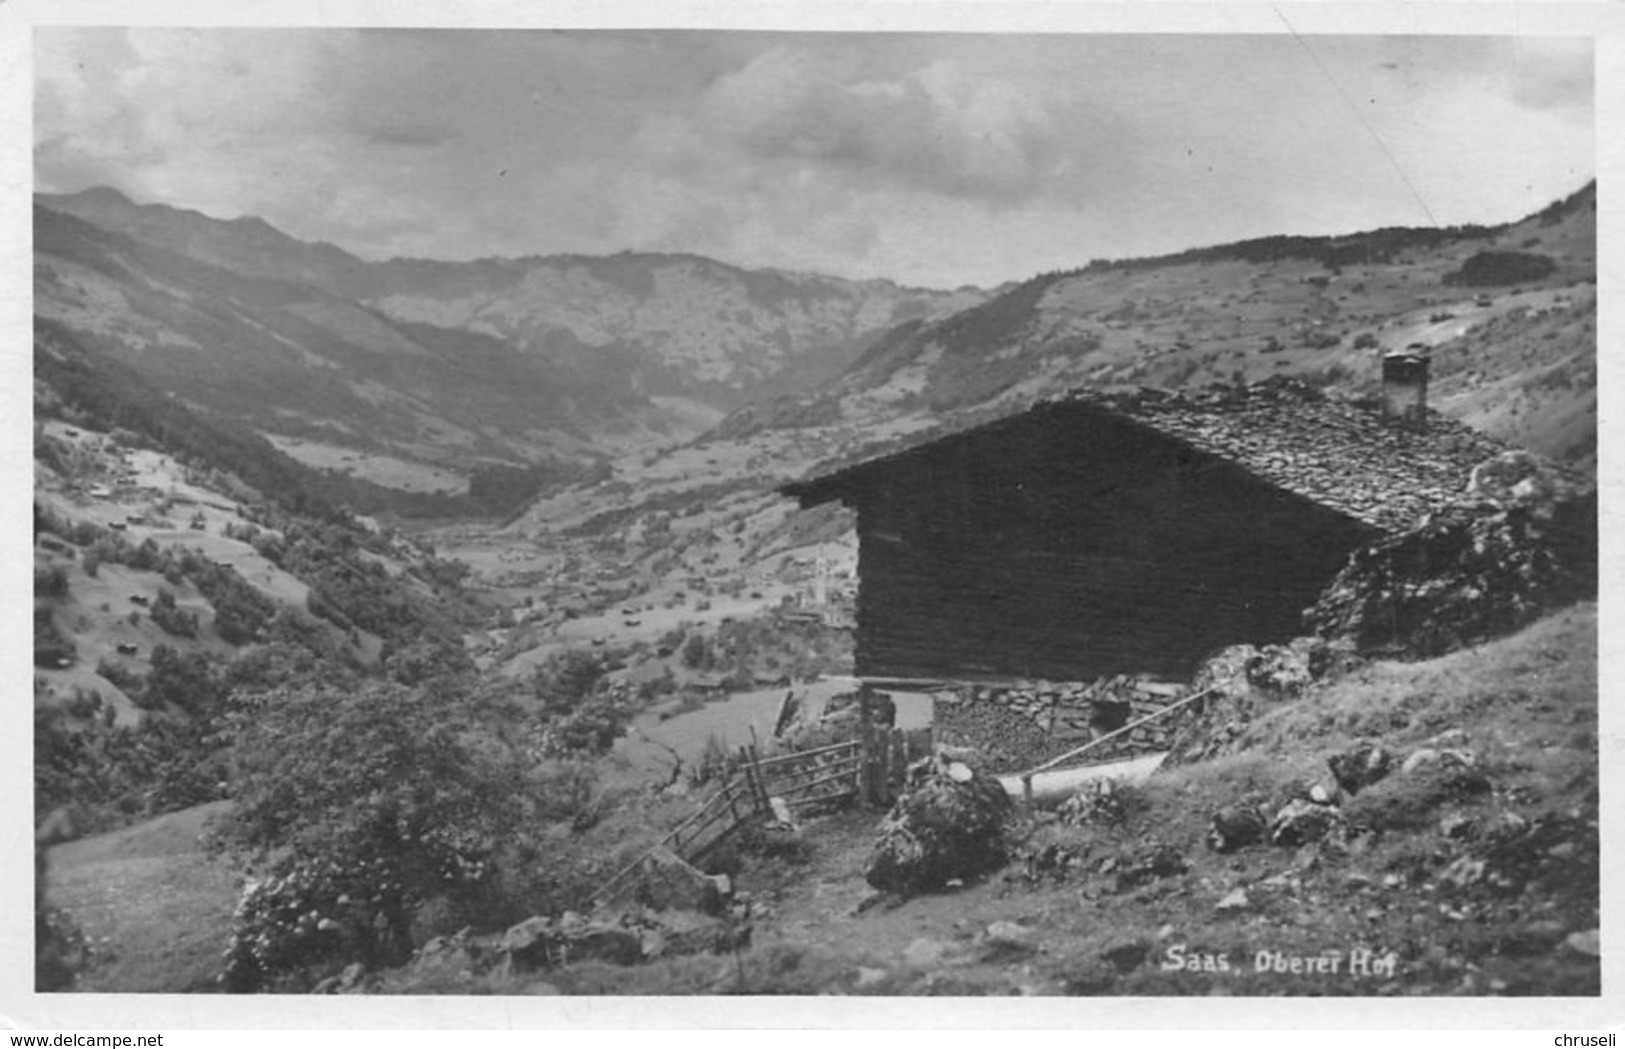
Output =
[
  {"x1": 733, "y1": 180, "x2": 1596, "y2": 476},
  {"x1": 34, "y1": 186, "x2": 985, "y2": 482}
]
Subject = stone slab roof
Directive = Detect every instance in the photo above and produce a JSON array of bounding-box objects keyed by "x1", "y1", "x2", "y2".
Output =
[{"x1": 783, "y1": 378, "x2": 1524, "y2": 534}]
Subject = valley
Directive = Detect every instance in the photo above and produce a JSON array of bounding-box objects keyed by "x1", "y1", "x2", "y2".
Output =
[{"x1": 31, "y1": 178, "x2": 1599, "y2": 999}]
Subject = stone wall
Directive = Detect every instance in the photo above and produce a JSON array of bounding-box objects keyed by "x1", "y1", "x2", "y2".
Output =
[{"x1": 931, "y1": 675, "x2": 1184, "y2": 774}]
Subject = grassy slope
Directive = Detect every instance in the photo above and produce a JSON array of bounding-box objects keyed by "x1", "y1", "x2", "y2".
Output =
[
  {"x1": 549, "y1": 602, "x2": 1598, "y2": 996},
  {"x1": 44, "y1": 802, "x2": 237, "y2": 993},
  {"x1": 43, "y1": 603, "x2": 1596, "y2": 996}
]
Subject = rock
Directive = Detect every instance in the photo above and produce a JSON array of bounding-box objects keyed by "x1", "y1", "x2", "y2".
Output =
[
  {"x1": 1500, "y1": 920, "x2": 1567, "y2": 956},
  {"x1": 1327, "y1": 742, "x2": 1393, "y2": 795},
  {"x1": 983, "y1": 921, "x2": 1039, "y2": 960},
  {"x1": 1439, "y1": 814, "x2": 1478, "y2": 840},
  {"x1": 1269, "y1": 799, "x2": 1348, "y2": 847},
  {"x1": 500, "y1": 914, "x2": 646, "y2": 971},
  {"x1": 864, "y1": 755, "x2": 1013, "y2": 895},
  {"x1": 312, "y1": 961, "x2": 368, "y2": 994},
  {"x1": 855, "y1": 966, "x2": 889, "y2": 989},
  {"x1": 1247, "y1": 638, "x2": 1331, "y2": 697},
  {"x1": 1215, "y1": 888, "x2": 1250, "y2": 912},
  {"x1": 381, "y1": 932, "x2": 495, "y2": 991},
  {"x1": 1208, "y1": 804, "x2": 1269, "y2": 853},
  {"x1": 1164, "y1": 639, "x2": 1343, "y2": 765},
  {"x1": 638, "y1": 927, "x2": 668, "y2": 961},
  {"x1": 1114, "y1": 844, "x2": 1188, "y2": 891},
  {"x1": 1424, "y1": 729, "x2": 1471, "y2": 749},
  {"x1": 902, "y1": 937, "x2": 948, "y2": 969},
  {"x1": 1439, "y1": 857, "x2": 1486, "y2": 889},
  {"x1": 1564, "y1": 929, "x2": 1601, "y2": 957},
  {"x1": 556, "y1": 924, "x2": 643, "y2": 967},
  {"x1": 1401, "y1": 748, "x2": 1439, "y2": 775},
  {"x1": 1401, "y1": 747, "x2": 1477, "y2": 777},
  {"x1": 1488, "y1": 811, "x2": 1530, "y2": 837},
  {"x1": 1099, "y1": 939, "x2": 1150, "y2": 973},
  {"x1": 1058, "y1": 779, "x2": 1131, "y2": 828},
  {"x1": 501, "y1": 917, "x2": 555, "y2": 970},
  {"x1": 651, "y1": 910, "x2": 740, "y2": 958},
  {"x1": 633, "y1": 846, "x2": 730, "y2": 914},
  {"x1": 1467, "y1": 450, "x2": 1582, "y2": 509}
]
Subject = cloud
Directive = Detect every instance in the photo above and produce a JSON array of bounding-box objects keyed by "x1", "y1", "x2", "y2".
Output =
[
  {"x1": 694, "y1": 45, "x2": 1063, "y2": 205},
  {"x1": 1506, "y1": 37, "x2": 1592, "y2": 113},
  {"x1": 361, "y1": 119, "x2": 459, "y2": 149},
  {"x1": 31, "y1": 29, "x2": 1596, "y2": 289}
]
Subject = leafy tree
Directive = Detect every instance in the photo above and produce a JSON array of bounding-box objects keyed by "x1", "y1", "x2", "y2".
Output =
[
  {"x1": 381, "y1": 638, "x2": 475, "y2": 687},
  {"x1": 211, "y1": 681, "x2": 535, "y2": 990},
  {"x1": 531, "y1": 649, "x2": 606, "y2": 714},
  {"x1": 1444, "y1": 250, "x2": 1558, "y2": 287},
  {"x1": 681, "y1": 633, "x2": 712, "y2": 671},
  {"x1": 144, "y1": 644, "x2": 222, "y2": 716},
  {"x1": 34, "y1": 565, "x2": 69, "y2": 599},
  {"x1": 150, "y1": 589, "x2": 198, "y2": 639}
]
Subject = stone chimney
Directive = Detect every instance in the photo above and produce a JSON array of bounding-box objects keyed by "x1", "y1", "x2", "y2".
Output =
[{"x1": 1382, "y1": 349, "x2": 1430, "y2": 431}]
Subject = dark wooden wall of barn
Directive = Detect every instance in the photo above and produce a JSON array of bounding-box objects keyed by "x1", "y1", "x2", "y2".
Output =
[{"x1": 847, "y1": 405, "x2": 1378, "y2": 681}]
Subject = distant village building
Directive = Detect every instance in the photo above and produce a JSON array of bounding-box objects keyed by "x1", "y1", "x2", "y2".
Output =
[{"x1": 780, "y1": 371, "x2": 1503, "y2": 683}]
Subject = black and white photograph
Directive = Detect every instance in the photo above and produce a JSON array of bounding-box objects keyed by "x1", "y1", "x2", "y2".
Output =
[{"x1": 10, "y1": 0, "x2": 1616, "y2": 1029}]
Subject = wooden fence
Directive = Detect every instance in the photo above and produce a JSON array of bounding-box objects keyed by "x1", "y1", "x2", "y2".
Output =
[
  {"x1": 1012, "y1": 681, "x2": 1220, "y2": 806},
  {"x1": 591, "y1": 739, "x2": 863, "y2": 910}
]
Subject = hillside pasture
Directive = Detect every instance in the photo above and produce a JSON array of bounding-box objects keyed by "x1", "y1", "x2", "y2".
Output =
[
  {"x1": 45, "y1": 801, "x2": 239, "y2": 993},
  {"x1": 264, "y1": 434, "x2": 470, "y2": 495}
]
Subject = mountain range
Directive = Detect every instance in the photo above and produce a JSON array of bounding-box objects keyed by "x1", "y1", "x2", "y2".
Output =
[
  {"x1": 34, "y1": 180, "x2": 1595, "y2": 526},
  {"x1": 35, "y1": 186, "x2": 983, "y2": 479}
]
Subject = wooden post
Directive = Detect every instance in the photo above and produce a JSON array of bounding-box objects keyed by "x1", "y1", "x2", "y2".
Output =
[
  {"x1": 744, "y1": 745, "x2": 772, "y2": 814},
  {"x1": 857, "y1": 683, "x2": 877, "y2": 806}
]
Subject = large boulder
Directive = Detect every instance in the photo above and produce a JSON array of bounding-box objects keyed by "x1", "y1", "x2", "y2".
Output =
[
  {"x1": 1327, "y1": 741, "x2": 1394, "y2": 796},
  {"x1": 500, "y1": 911, "x2": 643, "y2": 972},
  {"x1": 629, "y1": 846, "x2": 730, "y2": 915},
  {"x1": 1164, "y1": 638, "x2": 1340, "y2": 766},
  {"x1": 864, "y1": 754, "x2": 1013, "y2": 895},
  {"x1": 1208, "y1": 803, "x2": 1270, "y2": 853},
  {"x1": 1269, "y1": 799, "x2": 1349, "y2": 847}
]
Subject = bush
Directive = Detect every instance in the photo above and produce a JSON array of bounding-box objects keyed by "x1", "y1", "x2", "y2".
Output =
[
  {"x1": 95, "y1": 657, "x2": 143, "y2": 694},
  {"x1": 1444, "y1": 251, "x2": 1557, "y2": 288},
  {"x1": 682, "y1": 634, "x2": 712, "y2": 670},
  {"x1": 149, "y1": 589, "x2": 198, "y2": 639},
  {"x1": 34, "y1": 565, "x2": 69, "y2": 599},
  {"x1": 212, "y1": 681, "x2": 539, "y2": 991},
  {"x1": 34, "y1": 608, "x2": 76, "y2": 669},
  {"x1": 144, "y1": 644, "x2": 223, "y2": 716}
]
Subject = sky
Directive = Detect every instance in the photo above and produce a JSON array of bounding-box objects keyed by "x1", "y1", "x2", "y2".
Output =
[{"x1": 33, "y1": 27, "x2": 1595, "y2": 289}]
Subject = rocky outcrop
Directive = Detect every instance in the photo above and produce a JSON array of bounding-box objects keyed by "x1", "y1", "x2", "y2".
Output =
[
  {"x1": 328, "y1": 903, "x2": 750, "y2": 993},
  {"x1": 1326, "y1": 741, "x2": 1394, "y2": 796},
  {"x1": 1207, "y1": 803, "x2": 1270, "y2": 853},
  {"x1": 1162, "y1": 638, "x2": 1343, "y2": 766},
  {"x1": 1306, "y1": 451, "x2": 1595, "y2": 659},
  {"x1": 864, "y1": 754, "x2": 1013, "y2": 895}
]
